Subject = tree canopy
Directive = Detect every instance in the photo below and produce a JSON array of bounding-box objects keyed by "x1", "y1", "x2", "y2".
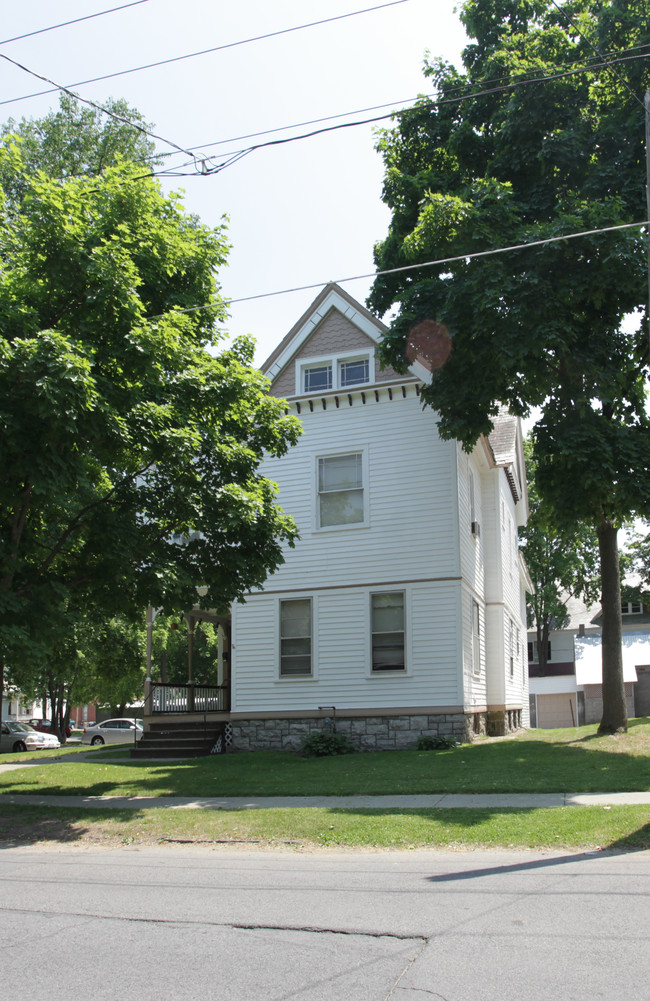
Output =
[
  {"x1": 0, "y1": 94, "x2": 159, "y2": 211},
  {"x1": 0, "y1": 140, "x2": 300, "y2": 691},
  {"x1": 369, "y1": 0, "x2": 650, "y2": 732}
]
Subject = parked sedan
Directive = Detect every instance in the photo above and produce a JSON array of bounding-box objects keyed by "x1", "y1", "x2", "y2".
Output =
[
  {"x1": 0, "y1": 721, "x2": 61, "y2": 753},
  {"x1": 28, "y1": 718, "x2": 72, "y2": 739},
  {"x1": 81, "y1": 719, "x2": 144, "y2": 746}
]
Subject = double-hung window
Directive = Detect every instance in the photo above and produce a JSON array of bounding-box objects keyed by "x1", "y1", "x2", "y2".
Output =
[
  {"x1": 318, "y1": 452, "x2": 364, "y2": 527},
  {"x1": 371, "y1": 592, "x2": 405, "y2": 671},
  {"x1": 280, "y1": 599, "x2": 312, "y2": 677}
]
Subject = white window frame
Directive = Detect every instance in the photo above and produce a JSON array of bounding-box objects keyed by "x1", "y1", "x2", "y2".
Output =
[
  {"x1": 471, "y1": 598, "x2": 481, "y2": 676},
  {"x1": 469, "y1": 468, "x2": 476, "y2": 524},
  {"x1": 297, "y1": 348, "x2": 374, "y2": 395},
  {"x1": 622, "y1": 601, "x2": 642, "y2": 615},
  {"x1": 314, "y1": 448, "x2": 369, "y2": 531},
  {"x1": 369, "y1": 590, "x2": 406, "y2": 674},
  {"x1": 509, "y1": 617, "x2": 514, "y2": 677},
  {"x1": 278, "y1": 597, "x2": 314, "y2": 679}
]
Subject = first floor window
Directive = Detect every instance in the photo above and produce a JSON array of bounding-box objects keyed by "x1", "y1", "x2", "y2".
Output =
[
  {"x1": 318, "y1": 452, "x2": 364, "y2": 527},
  {"x1": 371, "y1": 592, "x2": 405, "y2": 671},
  {"x1": 280, "y1": 599, "x2": 312, "y2": 676}
]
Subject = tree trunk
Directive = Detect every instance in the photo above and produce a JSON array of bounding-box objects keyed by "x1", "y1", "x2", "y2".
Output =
[
  {"x1": 597, "y1": 516, "x2": 627, "y2": 734},
  {"x1": 536, "y1": 620, "x2": 549, "y2": 674}
]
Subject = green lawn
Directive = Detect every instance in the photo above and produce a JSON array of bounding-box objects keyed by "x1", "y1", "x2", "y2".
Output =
[
  {"x1": 2, "y1": 721, "x2": 650, "y2": 851},
  {"x1": 1, "y1": 802, "x2": 649, "y2": 851},
  {"x1": 2, "y1": 719, "x2": 650, "y2": 798}
]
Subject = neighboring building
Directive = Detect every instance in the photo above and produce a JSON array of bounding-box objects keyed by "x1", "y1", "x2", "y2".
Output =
[
  {"x1": 1, "y1": 689, "x2": 43, "y2": 722},
  {"x1": 144, "y1": 284, "x2": 531, "y2": 750},
  {"x1": 528, "y1": 597, "x2": 650, "y2": 727}
]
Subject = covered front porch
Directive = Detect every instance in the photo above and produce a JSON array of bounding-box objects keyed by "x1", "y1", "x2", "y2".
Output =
[{"x1": 137, "y1": 606, "x2": 232, "y2": 756}]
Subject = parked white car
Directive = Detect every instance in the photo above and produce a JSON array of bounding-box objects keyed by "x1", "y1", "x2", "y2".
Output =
[
  {"x1": 81, "y1": 718, "x2": 144, "y2": 746},
  {"x1": 0, "y1": 721, "x2": 61, "y2": 753}
]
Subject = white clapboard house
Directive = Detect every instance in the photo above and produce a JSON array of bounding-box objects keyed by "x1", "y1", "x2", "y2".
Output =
[{"x1": 142, "y1": 284, "x2": 531, "y2": 753}]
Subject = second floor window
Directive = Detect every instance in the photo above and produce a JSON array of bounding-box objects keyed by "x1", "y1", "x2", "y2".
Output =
[{"x1": 318, "y1": 452, "x2": 364, "y2": 527}]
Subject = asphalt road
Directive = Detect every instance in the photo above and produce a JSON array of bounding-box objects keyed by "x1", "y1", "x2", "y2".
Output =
[{"x1": 2, "y1": 845, "x2": 649, "y2": 1000}]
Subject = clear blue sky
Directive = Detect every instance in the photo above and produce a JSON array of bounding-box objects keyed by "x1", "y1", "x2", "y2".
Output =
[{"x1": 0, "y1": 0, "x2": 468, "y2": 363}]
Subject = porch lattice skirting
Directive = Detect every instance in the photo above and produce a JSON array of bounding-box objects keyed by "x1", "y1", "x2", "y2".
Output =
[{"x1": 227, "y1": 710, "x2": 520, "y2": 751}]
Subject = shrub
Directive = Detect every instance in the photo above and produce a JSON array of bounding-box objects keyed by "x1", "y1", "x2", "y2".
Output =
[
  {"x1": 300, "y1": 731, "x2": 356, "y2": 757},
  {"x1": 416, "y1": 735, "x2": 458, "y2": 750}
]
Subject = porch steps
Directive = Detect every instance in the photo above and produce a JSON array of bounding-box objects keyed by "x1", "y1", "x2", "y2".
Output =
[{"x1": 131, "y1": 720, "x2": 226, "y2": 758}]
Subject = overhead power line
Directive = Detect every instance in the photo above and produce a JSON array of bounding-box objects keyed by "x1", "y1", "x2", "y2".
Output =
[
  {"x1": 146, "y1": 219, "x2": 649, "y2": 319},
  {"x1": 0, "y1": 0, "x2": 412, "y2": 108},
  {"x1": 116, "y1": 48, "x2": 650, "y2": 184},
  {"x1": 0, "y1": 50, "x2": 199, "y2": 163},
  {"x1": 152, "y1": 50, "x2": 650, "y2": 180},
  {"x1": 0, "y1": 1, "x2": 150, "y2": 47},
  {"x1": 180, "y1": 43, "x2": 650, "y2": 154},
  {"x1": 549, "y1": 0, "x2": 645, "y2": 110}
]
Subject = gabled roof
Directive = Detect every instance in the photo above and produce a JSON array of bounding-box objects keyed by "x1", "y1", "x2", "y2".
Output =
[
  {"x1": 262, "y1": 283, "x2": 387, "y2": 380},
  {"x1": 486, "y1": 406, "x2": 528, "y2": 519},
  {"x1": 488, "y1": 407, "x2": 519, "y2": 466}
]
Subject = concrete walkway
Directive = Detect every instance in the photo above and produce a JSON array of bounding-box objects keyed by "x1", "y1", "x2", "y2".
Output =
[{"x1": 1, "y1": 790, "x2": 650, "y2": 810}]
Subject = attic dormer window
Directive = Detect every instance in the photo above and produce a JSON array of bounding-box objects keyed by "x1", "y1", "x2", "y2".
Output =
[
  {"x1": 339, "y1": 356, "x2": 369, "y2": 387},
  {"x1": 298, "y1": 351, "x2": 372, "y2": 395},
  {"x1": 303, "y1": 363, "x2": 332, "y2": 393}
]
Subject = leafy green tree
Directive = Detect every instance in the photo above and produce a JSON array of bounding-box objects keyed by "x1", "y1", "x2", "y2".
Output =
[
  {"x1": 8, "y1": 604, "x2": 90, "y2": 740},
  {"x1": 152, "y1": 614, "x2": 221, "y2": 686},
  {"x1": 369, "y1": 0, "x2": 650, "y2": 733},
  {"x1": 521, "y1": 442, "x2": 600, "y2": 674},
  {"x1": 83, "y1": 615, "x2": 147, "y2": 717},
  {"x1": 0, "y1": 93, "x2": 158, "y2": 210},
  {"x1": 0, "y1": 144, "x2": 301, "y2": 715},
  {"x1": 624, "y1": 525, "x2": 650, "y2": 605}
]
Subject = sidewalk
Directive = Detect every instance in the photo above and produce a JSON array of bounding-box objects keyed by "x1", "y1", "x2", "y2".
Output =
[{"x1": 1, "y1": 791, "x2": 650, "y2": 810}]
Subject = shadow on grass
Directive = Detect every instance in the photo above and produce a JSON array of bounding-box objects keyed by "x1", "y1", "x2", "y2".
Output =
[
  {"x1": 2, "y1": 720, "x2": 650, "y2": 798},
  {"x1": 0, "y1": 805, "x2": 145, "y2": 849}
]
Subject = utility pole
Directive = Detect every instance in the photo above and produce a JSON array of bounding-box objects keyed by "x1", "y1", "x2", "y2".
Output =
[{"x1": 646, "y1": 90, "x2": 650, "y2": 357}]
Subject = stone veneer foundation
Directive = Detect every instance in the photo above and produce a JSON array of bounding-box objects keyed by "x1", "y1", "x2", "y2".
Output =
[{"x1": 226, "y1": 710, "x2": 516, "y2": 752}]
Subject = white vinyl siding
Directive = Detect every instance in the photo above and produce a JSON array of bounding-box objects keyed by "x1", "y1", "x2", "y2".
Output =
[
  {"x1": 258, "y1": 389, "x2": 460, "y2": 591},
  {"x1": 231, "y1": 582, "x2": 461, "y2": 713}
]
